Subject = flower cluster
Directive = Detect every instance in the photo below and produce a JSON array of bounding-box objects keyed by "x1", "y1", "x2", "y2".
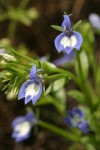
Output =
[
  {"x1": 54, "y1": 14, "x2": 83, "y2": 54},
  {"x1": 18, "y1": 65, "x2": 42, "y2": 104},
  {"x1": 12, "y1": 112, "x2": 38, "y2": 142},
  {"x1": 64, "y1": 107, "x2": 89, "y2": 133}
]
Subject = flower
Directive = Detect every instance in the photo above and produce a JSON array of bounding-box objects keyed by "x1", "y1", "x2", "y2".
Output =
[
  {"x1": 18, "y1": 65, "x2": 42, "y2": 104},
  {"x1": 53, "y1": 51, "x2": 75, "y2": 66},
  {"x1": 54, "y1": 14, "x2": 83, "y2": 54},
  {"x1": 0, "y1": 48, "x2": 16, "y2": 61},
  {"x1": 64, "y1": 107, "x2": 89, "y2": 133},
  {"x1": 88, "y1": 13, "x2": 100, "y2": 30},
  {"x1": 11, "y1": 112, "x2": 38, "y2": 142}
]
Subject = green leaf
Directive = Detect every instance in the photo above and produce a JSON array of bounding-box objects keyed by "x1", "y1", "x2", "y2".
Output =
[
  {"x1": 51, "y1": 25, "x2": 63, "y2": 32},
  {"x1": 75, "y1": 51, "x2": 89, "y2": 80},
  {"x1": 36, "y1": 94, "x2": 66, "y2": 115},
  {"x1": 73, "y1": 20, "x2": 82, "y2": 30},
  {"x1": 45, "y1": 78, "x2": 66, "y2": 95},
  {"x1": 53, "y1": 88, "x2": 66, "y2": 114},
  {"x1": 67, "y1": 90, "x2": 86, "y2": 103},
  {"x1": 41, "y1": 61, "x2": 57, "y2": 73}
]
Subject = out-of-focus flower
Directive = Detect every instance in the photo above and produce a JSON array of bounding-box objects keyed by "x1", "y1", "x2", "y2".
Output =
[
  {"x1": 89, "y1": 13, "x2": 100, "y2": 29},
  {"x1": 53, "y1": 51, "x2": 75, "y2": 66},
  {"x1": 12, "y1": 112, "x2": 38, "y2": 142},
  {"x1": 18, "y1": 65, "x2": 42, "y2": 104},
  {"x1": 0, "y1": 48, "x2": 16, "y2": 61},
  {"x1": 64, "y1": 107, "x2": 89, "y2": 133},
  {"x1": 54, "y1": 14, "x2": 83, "y2": 54},
  {"x1": 40, "y1": 56, "x2": 48, "y2": 62}
]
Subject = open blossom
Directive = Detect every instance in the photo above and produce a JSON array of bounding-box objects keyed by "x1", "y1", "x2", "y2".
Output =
[
  {"x1": 54, "y1": 14, "x2": 83, "y2": 54},
  {"x1": 89, "y1": 13, "x2": 100, "y2": 30},
  {"x1": 12, "y1": 112, "x2": 38, "y2": 142},
  {"x1": 53, "y1": 51, "x2": 75, "y2": 66},
  {"x1": 18, "y1": 65, "x2": 42, "y2": 104},
  {"x1": 64, "y1": 107, "x2": 89, "y2": 133}
]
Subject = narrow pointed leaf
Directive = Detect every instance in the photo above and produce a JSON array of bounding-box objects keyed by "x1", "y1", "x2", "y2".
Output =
[
  {"x1": 73, "y1": 20, "x2": 82, "y2": 30},
  {"x1": 51, "y1": 25, "x2": 63, "y2": 32}
]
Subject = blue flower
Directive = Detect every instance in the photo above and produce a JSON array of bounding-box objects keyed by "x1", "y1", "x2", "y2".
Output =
[
  {"x1": 89, "y1": 13, "x2": 100, "y2": 30},
  {"x1": 54, "y1": 14, "x2": 83, "y2": 54},
  {"x1": 53, "y1": 51, "x2": 75, "y2": 66},
  {"x1": 18, "y1": 65, "x2": 42, "y2": 104},
  {"x1": 11, "y1": 112, "x2": 38, "y2": 142},
  {"x1": 64, "y1": 107, "x2": 89, "y2": 133}
]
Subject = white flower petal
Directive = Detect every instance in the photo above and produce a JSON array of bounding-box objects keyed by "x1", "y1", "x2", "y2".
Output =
[
  {"x1": 60, "y1": 35, "x2": 77, "y2": 48},
  {"x1": 25, "y1": 83, "x2": 40, "y2": 98},
  {"x1": 15, "y1": 121, "x2": 31, "y2": 137},
  {"x1": 70, "y1": 114, "x2": 83, "y2": 127}
]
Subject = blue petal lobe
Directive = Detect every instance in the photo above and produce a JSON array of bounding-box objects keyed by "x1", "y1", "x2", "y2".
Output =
[
  {"x1": 18, "y1": 83, "x2": 26, "y2": 100},
  {"x1": 30, "y1": 65, "x2": 36, "y2": 79},
  {"x1": 73, "y1": 107, "x2": 84, "y2": 118},
  {"x1": 25, "y1": 112, "x2": 34, "y2": 122},
  {"x1": 73, "y1": 31, "x2": 83, "y2": 50},
  {"x1": 53, "y1": 51, "x2": 75, "y2": 66},
  {"x1": 12, "y1": 117, "x2": 25, "y2": 128},
  {"x1": 64, "y1": 117, "x2": 73, "y2": 127},
  {"x1": 54, "y1": 33, "x2": 65, "y2": 53},
  {"x1": 32, "y1": 83, "x2": 42, "y2": 104},
  {"x1": 25, "y1": 96, "x2": 32, "y2": 104},
  {"x1": 62, "y1": 15, "x2": 72, "y2": 30},
  {"x1": 78, "y1": 121, "x2": 89, "y2": 133},
  {"x1": 65, "y1": 47, "x2": 74, "y2": 54}
]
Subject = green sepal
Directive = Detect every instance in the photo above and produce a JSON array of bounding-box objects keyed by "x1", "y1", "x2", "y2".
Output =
[
  {"x1": 73, "y1": 20, "x2": 82, "y2": 30},
  {"x1": 51, "y1": 25, "x2": 63, "y2": 32}
]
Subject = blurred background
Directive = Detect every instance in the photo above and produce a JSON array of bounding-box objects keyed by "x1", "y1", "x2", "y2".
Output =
[{"x1": 0, "y1": 0, "x2": 100, "y2": 149}]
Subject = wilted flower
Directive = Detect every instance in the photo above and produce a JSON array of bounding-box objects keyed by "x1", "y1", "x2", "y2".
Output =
[
  {"x1": 12, "y1": 112, "x2": 38, "y2": 142},
  {"x1": 53, "y1": 51, "x2": 75, "y2": 66},
  {"x1": 54, "y1": 14, "x2": 83, "y2": 54},
  {"x1": 89, "y1": 13, "x2": 100, "y2": 29},
  {"x1": 18, "y1": 65, "x2": 42, "y2": 104},
  {"x1": 0, "y1": 48, "x2": 16, "y2": 61},
  {"x1": 64, "y1": 107, "x2": 89, "y2": 133}
]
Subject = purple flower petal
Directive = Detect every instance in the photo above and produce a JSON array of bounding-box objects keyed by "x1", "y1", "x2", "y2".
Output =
[
  {"x1": 89, "y1": 13, "x2": 100, "y2": 29},
  {"x1": 73, "y1": 31, "x2": 83, "y2": 50},
  {"x1": 18, "y1": 83, "x2": 26, "y2": 100},
  {"x1": 32, "y1": 83, "x2": 42, "y2": 104},
  {"x1": 54, "y1": 33, "x2": 65, "y2": 53},
  {"x1": 73, "y1": 107, "x2": 84, "y2": 118},
  {"x1": 53, "y1": 51, "x2": 75, "y2": 66},
  {"x1": 62, "y1": 15, "x2": 72, "y2": 30},
  {"x1": 78, "y1": 121, "x2": 89, "y2": 133},
  {"x1": 14, "y1": 133, "x2": 30, "y2": 142},
  {"x1": 30, "y1": 65, "x2": 36, "y2": 79},
  {"x1": 25, "y1": 112, "x2": 34, "y2": 121},
  {"x1": 64, "y1": 117, "x2": 73, "y2": 127},
  {"x1": 65, "y1": 46, "x2": 74, "y2": 54},
  {"x1": 12, "y1": 117, "x2": 25, "y2": 128},
  {"x1": 25, "y1": 95, "x2": 32, "y2": 104}
]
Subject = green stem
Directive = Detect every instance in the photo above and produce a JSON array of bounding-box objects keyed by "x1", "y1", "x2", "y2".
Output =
[{"x1": 38, "y1": 120, "x2": 81, "y2": 142}]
